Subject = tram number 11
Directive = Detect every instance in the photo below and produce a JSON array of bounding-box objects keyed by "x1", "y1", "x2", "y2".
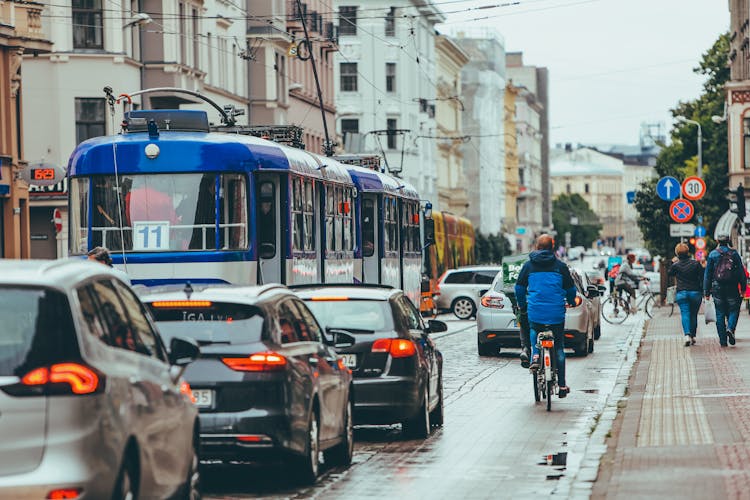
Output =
[{"x1": 133, "y1": 221, "x2": 170, "y2": 251}]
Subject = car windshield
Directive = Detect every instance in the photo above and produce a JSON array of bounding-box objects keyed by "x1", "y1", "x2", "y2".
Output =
[
  {"x1": 147, "y1": 301, "x2": 265, "y2": 345},
  {"x1": 304, "y1": 299, "x2": 393, "y2": 333},
  {"x1": 0, "y1": 287, "x2": 78, "y2": 377}
]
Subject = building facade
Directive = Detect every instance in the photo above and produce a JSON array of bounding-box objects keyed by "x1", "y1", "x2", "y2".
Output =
[
  {"x1": 551, "y1": 146, "x2": 625, "y2": 248},
  {"x1": 22, "y1": 0, "x2": 249, "y2": 258},
  {"x1": 1, "y1": 0, "x2": 52, "y2": 258},
  {"x1": 334, "y1": 0, "x2": 444, "y2": 203},
  {"x1": 456, "y1": 35, "x2": 506, "y2": 235},
  {"x1": 248, "y1": 0, "x2": 338, "y2": 155},
  {"x1": 434, "y1": 34, "x2": 469, "y2": 215},
  {"x1": 504, "y1": 82, "x2": 519, "y2": 244}
]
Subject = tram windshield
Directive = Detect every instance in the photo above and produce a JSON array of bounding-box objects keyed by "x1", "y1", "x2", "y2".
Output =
[{"x1": 70, "y1": 173, "x2": 248, "y2": 253}]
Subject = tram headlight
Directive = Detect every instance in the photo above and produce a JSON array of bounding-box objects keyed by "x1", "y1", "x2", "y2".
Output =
[{"x1": 145, "y1": 143, "x2": 160, "y2": 159}]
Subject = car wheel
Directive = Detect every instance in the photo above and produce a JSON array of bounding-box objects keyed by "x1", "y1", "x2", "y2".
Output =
[
  {"x1": 181, "y1": 439, "x2": 201, "y2": 500},
  {"x1": 574, "y1": 338, "x2": 588, "y2": 357},
  {"x1": 324, "y1": 398, "x2": 353, "y2": 467},
  {"x1": 452, "y1": 297, "x2": 476, "y2": 320},
  {"x1": 429, "y1": 375, "x2": 444, "y2": 427},
  {"x1": 477, "y1": 340, "x2": 496, "y2": 356},
  {"x1": 402, "y1": 389, "x2": 430, "y2": 439},
  {"x1": 113, "y1": 449, "x2": 138, "y2": 500},
  {"x1": 594, "y1": 324, "x2": 601, "y2": 340},
  {"x1": 587, "y1": 337, "x2": 594, "y2": 354},
  {"x1": 295, "y1": 410, "x2": 320, "y2": 485}
]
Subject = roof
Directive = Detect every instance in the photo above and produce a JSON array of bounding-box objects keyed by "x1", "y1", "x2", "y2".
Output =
[
  {"x1": 346, "y1": 164, "x2": 420, "y2": 200},
  {"x1": 451, "y1": 265, "x2": 502, "y2": 272},
  {"x1": 0, "y1": 259, "x2": 126, "y2": 290},
  {"x1": 292, "y1": 285, "x2": 399, "y2": 301},
  {"x1": 139, "y1": 283, "x2": 290, "y2": 304},
  {"x1": 550, "y1": 147, "x2": 625, "y2": 177}
]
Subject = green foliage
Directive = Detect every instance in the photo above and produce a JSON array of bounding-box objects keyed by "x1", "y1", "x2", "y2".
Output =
[
  {"x1": 635, "y1": 33, "x2": 730, "y2": 257},
  {"x1": 474, "y1": 230, "x2": 512, "y2": 264},
  {"x1": 552, "y1": 194, "x2": 602, "y2": 247}
]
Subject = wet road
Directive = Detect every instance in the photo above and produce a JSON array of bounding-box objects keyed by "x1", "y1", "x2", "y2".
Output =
[{"x1": 203, "y1": 302, "x2": 642, "y2": 499}]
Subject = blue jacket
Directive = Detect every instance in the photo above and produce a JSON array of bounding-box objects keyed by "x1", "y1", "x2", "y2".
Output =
[
  {"x1": 515, "y1": 250, "x2": 577, "y2": 325},
  {"x1": 703, "y1": 245, "x2": 746, "y2": 297}
]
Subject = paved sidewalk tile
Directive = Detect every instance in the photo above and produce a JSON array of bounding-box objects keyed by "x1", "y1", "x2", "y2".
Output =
[{"x1": 593, "y1": 306, "x2": 750, "y2": 499}]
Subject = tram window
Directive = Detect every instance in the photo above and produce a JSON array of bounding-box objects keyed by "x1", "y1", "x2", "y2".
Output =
[
  {"x1": 343, "y1": 188, "x2": 352, "y2": 251},
  {"x1": 180, "y1": 174, "x2": 217, "y2": 250},
  {"x1": 303, "y1": 180, "x2": 315, "y2": 251},
  {"x1": 402, "y1": 203, "x2": 411, "y2": 253},
  {"x1": 326, "y1": 185, "x2": 335, "y2": 252},
  {"x1": 70, "y1": 177, "x2": 89, "y2": 254},
  {"x1": 412, "y1": 204, "x2": 420, "y2": 251},
  {"x1": 222, "y1": 174, "x2": 248, "y2": 250},
  {"x1": 257, "y1": 181, "x2": 276, "y2": 258},
  {"x1": 334, "y1": 187, "x2": 343, "y2": 252},
  {"x1": 362, "y1": 198, "x2": 375, "y2": 257},
  {"x1": 292, "y1": 177, "x2": 303, "y2": 251}
]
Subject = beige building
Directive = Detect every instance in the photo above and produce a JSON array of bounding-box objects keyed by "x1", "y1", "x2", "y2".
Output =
[
  {"x1": 1, "y1": 0, "x2": 52, "y2": 258},
  {"x1": 551, "y1": 146, "x2": 624, "y2": 246},
  {"x1": 504, "y1": 82, "x2": 519, "y2": 237},
  {"x1": 435, "y1": 34, "x2": 469, "y2": 214}
]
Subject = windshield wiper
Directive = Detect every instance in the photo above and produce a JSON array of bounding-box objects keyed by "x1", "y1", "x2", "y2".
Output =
[{"x1": 325, "y1": 327, "x2": 375, "y2": 335}]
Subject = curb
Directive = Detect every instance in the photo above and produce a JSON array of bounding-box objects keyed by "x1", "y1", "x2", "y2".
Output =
[{"x1": 555, "y1": 316, "x2": 646, "y2": 498}]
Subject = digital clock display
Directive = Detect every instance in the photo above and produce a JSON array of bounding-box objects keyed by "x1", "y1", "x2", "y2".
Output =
[{"x1": 31, "y1": 168, "x2": 56, "y2": 181}]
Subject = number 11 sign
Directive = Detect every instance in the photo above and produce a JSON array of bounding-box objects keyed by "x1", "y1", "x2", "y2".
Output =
[{"x1": 133, "y1": 221, "x2": 170, "y2": 251}]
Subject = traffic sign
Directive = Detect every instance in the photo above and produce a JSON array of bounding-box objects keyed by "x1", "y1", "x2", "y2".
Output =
[
  {"x1": 696, "y1": 250, "x2": 706, "y2": 261},
  {"x1": 670, "y1": 199, "x2": 694, "y2": 223},
  {"x1": 694, "y1": 225, "x2": 707, "y2": 237},
  {"x1": 626, "y1": 191, "x2": 636, "y2": 204},
  {"x1": 695, "y1": 238, "x2": 706, "y2": 250},
  {"x1": 53, "y1": 208, "x2": 62, "y2": 233},
  {"x1": 682, "y1": 176, "x2": 706, "y2": 201},
  {"x1": 670, "y1": 223, "x2": 695, "y2": 237},
  {"x1": 657, "y1": 176, "x2": 681, "y2": 201}
]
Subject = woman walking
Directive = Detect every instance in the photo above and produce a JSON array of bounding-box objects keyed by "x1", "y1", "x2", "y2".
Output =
[{"x1": 669, "y1": 243, "x2": 704, "y2": 346}]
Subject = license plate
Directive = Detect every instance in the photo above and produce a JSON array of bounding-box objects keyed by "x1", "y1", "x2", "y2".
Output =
[
  {"x1": 340, "y1": 354, "x2": 357, "y2": 368},
  {"x1": 192, "y1": 389, "x2": 213, "y2": 408}
]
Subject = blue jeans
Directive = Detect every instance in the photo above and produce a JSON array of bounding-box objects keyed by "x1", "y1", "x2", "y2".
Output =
[
  {"x1": 713, "y1": 293, "x2": 741, "y2": 345},
  {"x1": 529, "y1": 322, "x2": 566, "y2": 387},
  {"x1": 675, "y1": 290, "x2": 702, "y2": 337}
]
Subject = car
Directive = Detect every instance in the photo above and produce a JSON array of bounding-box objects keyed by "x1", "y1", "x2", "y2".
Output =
[
  {"x1": 434, "y1": 266, "x2": 502, "y2": 319},
  {"x1": 476, "y1": 274, "x2": 521, "y2": 356},
  {"x1": 599, "y1": 246, "x2": 615, "y2": 256},
  {"x1": 294, "y1": 285, "x2": 446, "y2": 438},
  {"x1": 0, "y1": 259, "x2": 200, "y2": 500},
  {"x1": 581, "y1": 270, "x2": 606, "y2": 340},
  {"x1": 142, "y1": 283, "x2": 354, "y2": 484},
  {"x1": 567, "y1": 268, "x2": 601, "y2": 355},
  {"x1": 585, "y1": 269, "x2": 606, "y2": 287},
  {"x1": 567, "y1": 246, "x2": 585, "y2": 261}
]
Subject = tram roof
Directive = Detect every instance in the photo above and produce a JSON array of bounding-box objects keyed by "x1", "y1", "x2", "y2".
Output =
[
  {"x1": 67, "y1": 131, "x2": 352, "y2": 185},
  {"x1": 346, "y1": 165, "x2": 419, "y2": 200}
]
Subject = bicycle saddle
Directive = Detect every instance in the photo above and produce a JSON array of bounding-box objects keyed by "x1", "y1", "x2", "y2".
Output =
[{"x1": 538, "y1": 331, "x2": 554, "y2": 340}]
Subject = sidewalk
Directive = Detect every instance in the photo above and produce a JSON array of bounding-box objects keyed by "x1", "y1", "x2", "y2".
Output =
[{"x1": 593, "y1": 305, "x2": 750, "y2": 499}]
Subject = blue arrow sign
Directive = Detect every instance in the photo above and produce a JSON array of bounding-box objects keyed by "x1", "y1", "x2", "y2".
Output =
[
  {"x1": 657, "y1": 176, "x2": 681, "y2": 201},
  {"x1": 695, "y1": 225, "x2": 707, "y2": 237}
]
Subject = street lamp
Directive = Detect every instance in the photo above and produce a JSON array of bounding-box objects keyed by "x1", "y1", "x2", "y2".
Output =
[{"x1": 677, "y1": 117, "x2": 702, "y2": 178}]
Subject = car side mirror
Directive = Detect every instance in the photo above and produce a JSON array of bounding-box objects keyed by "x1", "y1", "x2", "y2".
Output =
[
  {"x1": 427, "y1": 319, "x2": 448, "y2": 333},
  {"x1": 586, "y1": 285, "x2": 599, "y2": 298},
  {"x1": 328, "y1": 329, "x2": 356, "y2": 348},
  {"x1": 598, "y1": 285, "x2": 607, "y2": 294},
  {"x1": 169, "y1": 336, "x2": 200, "y2": 366},
  {"x1": 423, "y1": 218, "x2": 435, "y2": 247}
]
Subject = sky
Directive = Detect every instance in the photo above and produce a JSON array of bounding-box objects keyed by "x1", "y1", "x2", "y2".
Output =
[{"x1": 439, "y1": 0, "x2": 729, "y2": 147}]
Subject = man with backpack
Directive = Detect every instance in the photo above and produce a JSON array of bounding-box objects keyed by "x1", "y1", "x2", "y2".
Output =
[{"x1": 704, "y1": 232, "x2": 746, "y2": 346}]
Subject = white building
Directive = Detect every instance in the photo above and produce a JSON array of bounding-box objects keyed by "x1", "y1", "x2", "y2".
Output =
[
  {"x1": 23, "y1": 0, "x2": 249, "y2": 258},
  {"x1": 334, "y1": 1, "x2": 444, "y2": 205},
  {"x1": 455, "y1": 35, "x2": 506, "y2": 235}
]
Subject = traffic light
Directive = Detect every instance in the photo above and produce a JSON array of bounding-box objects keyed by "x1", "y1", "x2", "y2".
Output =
[{"x1": 689, "y1": 237, "x2": 696, "y2": 245}]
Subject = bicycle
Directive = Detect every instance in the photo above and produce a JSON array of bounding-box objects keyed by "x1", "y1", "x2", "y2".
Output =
[
  {"x1": 532, "y1": 329, "x2": 558, "y2": 411},
  {"x1": 601, "y1": 279, "x2": 658, "y2": 324}
]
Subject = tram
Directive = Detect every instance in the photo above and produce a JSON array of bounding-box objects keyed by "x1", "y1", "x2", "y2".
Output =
[{"x1": 67, "y1": 88, "x2": 427, "y2": 304}]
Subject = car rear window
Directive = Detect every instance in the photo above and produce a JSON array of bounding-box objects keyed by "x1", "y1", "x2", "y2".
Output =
[
  {"x1": 0, "y1": 287, "x2": 78, "y2": 376},
  {"x1": 304, "y1": 299, "x2": 393, "y2": 333},
  {"x1": 474, "y1": 270, "x2": 499, "y2": 284},
  {"x1": 443, "y1": 271, "x2": 472, "y2": 284},
  {"x1": 147, "y1": 301, "x2": 265, "y2": 345}
]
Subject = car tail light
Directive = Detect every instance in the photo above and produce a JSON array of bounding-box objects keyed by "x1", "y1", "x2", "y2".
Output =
[
  {"x1": 480, "y1": 293, "x2": 505, "y2": 309},
  {"x1": 180, "y1": 380, "x2": 196, "y2": 403},
  {"x1": 46, "y1": 489, "x2": 83, "y2": 499},
  {"x1": 20, "y1": 363, "x2": 102, "y2": 395},
  {"x1": 150, "y1": 300, "x2": 213, "y2": 308},
  {"x1": 236, "y1": 434, "x2": 272, "y2": 443},
  {"x1": 371, "y1": 338, "x2": 416, "y2": 358},
  {"x1": 566, "y1": 296, "x2": 583, "y2": 308},
  {"x1": 222, "y1": 352, "x2": 287, "y2": 372}
]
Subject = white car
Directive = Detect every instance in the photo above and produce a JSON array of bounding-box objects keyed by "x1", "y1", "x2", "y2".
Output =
[{"x1": 476, "y1": 276, "x2": 520, "y2": 356}]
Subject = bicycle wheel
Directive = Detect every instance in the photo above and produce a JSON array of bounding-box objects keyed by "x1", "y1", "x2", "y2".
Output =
[
  {"x1": 601, "y1": 296, "x2": 629, "y2": 324},
  {"x1": 546, "y1": 381, "x2": 553, "y2": 411},
  {"x1": 644, "y1": 294, "x2": 655, "y2": 318},
  {"x1": 533, "y1": 372, "x2": 540, "y2": 402}
]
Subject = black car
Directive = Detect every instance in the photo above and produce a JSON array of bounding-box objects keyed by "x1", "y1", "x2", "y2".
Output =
[
  {"x1": 294, "y1": 285, "x2": 446, "y2": 438},
  {"x1": 142, "y1": 284, "x2": 354, "y2": 484}
]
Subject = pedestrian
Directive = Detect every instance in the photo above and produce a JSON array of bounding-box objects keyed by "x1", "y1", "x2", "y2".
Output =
[
  {"x1": 87, "y1": 246, "x2": 131, "y2": 285},
  {"x1": 703, "y1": 232, "x2": 746, "y2": 346},
  {"x1": 668, "y1": 243, "x2": 703, "y2": 346},
  {"x1": 515, "y1": 234, "x2": 577, "y2": 398}
]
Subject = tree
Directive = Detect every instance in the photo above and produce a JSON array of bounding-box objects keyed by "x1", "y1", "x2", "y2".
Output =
[
  {"x1": 474, "y1": 230, "x2": 512, "y2": 263},
  {"x1": 635, "y1": 33, "x2": 729, "y2": 257},
  {"x1": 552, "y1": 194, "x2": 602, "y2": 247}
]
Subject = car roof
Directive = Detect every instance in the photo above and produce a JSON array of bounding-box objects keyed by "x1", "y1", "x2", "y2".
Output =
[
  {"x1": 449, "y1": 265, "x2": 502, "y2": 273},
  {"x1": 139, "y1": 283, "x2": 292, "y2": 305},
  {"x1": 0, "y1": 259, "x2": 126, "y2": 290},
  {"x1": 292, "y1": 284, "x2": 398, "y2": 301}
]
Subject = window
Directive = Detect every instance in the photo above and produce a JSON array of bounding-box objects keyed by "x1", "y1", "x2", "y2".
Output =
[
  {"x1": 341, "y1": 118, "x2": 359, "y2": 150},
  {"x1": 291, "y1": 177, "x2": 315, "y2": 252},
  {"x1": 340, "y1": 62, "x2": 358, "y2": 92},
  {"x1": 292, "y1": 177, "x2": 303, "y2": 251},
  {"x1": 474, "y1": 270, "x2": 498, "y2": 284},
  {"x1": 77, "y1": 285, "x2": 108, "y2": 342},
  {"x1": 387, "y1": 118, "x2": 398, "y2": 149},
  {"x1": 585, "y1": 183, "x2": 590, "y2": 194},
  {"x1": 443, "y1": 271, "x2": 472, "y2": 284},
  {"x1": 385, "y1": 7, "x2": 396, "y2": 37},
  {"x1": 339, "y1": 6, "x2": 357, "y2": 36},
  {"x1": 113, "y1": 280, "x2": 165, "y2": 361},
  {"x1": 394, "y1": 296, "x2": 422, "y2": 330},
  {"x1": 566, "y1": 183, "x2": 571, "y2": 194},
  {"x1": 257, "y1": 181, "x2": 276, "y2": 258},
  {"x1": 362, "y1": 198, "x2": 375, "y2": 257},
  {"x1": 292, "y1": 301, "x2": 323, "y2": 342},
  {"x1": 386, "y1": 63, "x2": 396, "y2": 92},
  {"x1": 383, "y1": 196, "x2": 398, "y2": 253},
  {"x1": 72, "y1": 0, "x2": 103, "y2": 49},
  {"x1": 744, "y1": 117, "x2": 750, "y2": 169},
  {"x1": 278, "y1": 300, "x2": 309, "y2": 344},
  {"x1": 91, "y1": 280, "x2": 153, "y2": 356},
  {"x1": 75, "y1": 98, "x2": 105, "y2": 144}
]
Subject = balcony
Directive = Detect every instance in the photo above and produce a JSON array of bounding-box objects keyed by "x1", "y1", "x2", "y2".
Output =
[{"x1": 0, "y1": 1, "x2": 51, "y2": 52}]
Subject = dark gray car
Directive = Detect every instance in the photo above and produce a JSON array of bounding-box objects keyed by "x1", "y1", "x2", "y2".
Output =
[{"x1": 0, "y1": 260, "x2": 200, "y2": 499}]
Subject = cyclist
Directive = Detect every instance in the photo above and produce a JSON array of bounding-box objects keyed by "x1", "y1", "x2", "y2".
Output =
[
  {"x1": 515, "y1": 234, "x2": 577, "y2": 398},
  {"x1": 615, "y1": 253, "x2": 641, "y2": 313}
]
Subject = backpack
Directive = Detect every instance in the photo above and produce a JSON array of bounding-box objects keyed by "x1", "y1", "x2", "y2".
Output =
[
  {"x1": 715, "y1": 248, "x2": 736, "y2": 283},
  {"x1": 608, "y1": 264, "x2": 620, "y2": 279}
]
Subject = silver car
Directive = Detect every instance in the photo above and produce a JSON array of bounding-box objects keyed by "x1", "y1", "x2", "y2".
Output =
[
  {"x1": 0, "y1": 260, "x2": 200, "y2": 499},
  {"x1": 564, "y1": 268, "x2": 600, "y2": 356},
  {"x1": 435, "y1": 266, "x2": 501, "y2": 319},
  {"x1": 476, "y1": 274, "x2": 520, "y2": 356}
]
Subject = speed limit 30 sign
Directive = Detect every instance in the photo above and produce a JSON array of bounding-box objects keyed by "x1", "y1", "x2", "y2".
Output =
[{"x1": 682, "y1": 176, "x2": 706, "y2": 201}]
